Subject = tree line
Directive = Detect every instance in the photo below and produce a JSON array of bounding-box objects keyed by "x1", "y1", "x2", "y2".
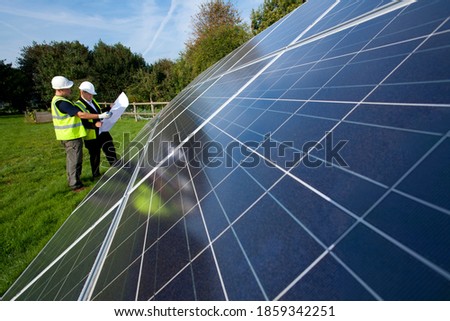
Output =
[{"x1": 0, "y1": 0, "x2": 305, "y2": 113}]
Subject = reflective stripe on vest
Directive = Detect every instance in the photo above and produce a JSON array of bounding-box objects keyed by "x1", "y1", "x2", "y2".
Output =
[
  {"x1": 92, "y1": 98, "x2": 102, "y2": 113},
  {"x1": 75, "y1": 100, "x2": 97, "y2": 141},
  {"x1": 51, "y1": 96, "x2": 87, "y2": 140}
]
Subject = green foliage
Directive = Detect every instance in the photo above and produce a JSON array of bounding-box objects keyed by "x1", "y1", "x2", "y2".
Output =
[
  {"x1": 183, "y1": 0, "x2": 251, "y2": 80},
  {"x1": 189, "y1": 0, "x2": 244, "y2": 41},
  {"x1": 172, "y1": 54, "x2": 194, "y2": 93},
  {"x1": 0, "y1": 60, "x2": 27, "y2": 113},
  {"x1": 186, "y1": 23, "x2": 251, "y2": 77},
  {"x1": 91, "y1": 41, "x2": 147, "y2": 102},
  {"x1": 18, "y1": 41, "x2": 91, "y2": 108},
  {"x1": 16, "y1": 40, "x2": 146, "y2": 107},
  {"x1": 251, "y1": 0, "x2": 305, "y2": 35},
  {"x1": 0, "y1": 115, "x2": 146, "y2": 296},
  {"x1": 126, "y1": 59, "x2": 176, "y2": 102}
]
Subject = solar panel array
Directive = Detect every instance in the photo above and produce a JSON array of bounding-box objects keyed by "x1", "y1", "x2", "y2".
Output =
[{"x1": 3, "y1": 0, "x2": 450, "y2": 301}]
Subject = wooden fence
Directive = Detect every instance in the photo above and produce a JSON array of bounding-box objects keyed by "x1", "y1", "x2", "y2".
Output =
[
  {"x1": 28, "y1": 101, "x2": 168, "y2": 123},
  {"x1": 34, "y1": 111, "x2": 52, "y2": 123},
  {"x1": 96, "y1": 101, "x2": 169, "y2": 121}
]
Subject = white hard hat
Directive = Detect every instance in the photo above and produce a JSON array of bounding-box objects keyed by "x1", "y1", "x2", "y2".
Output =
[
  {"x1": 51, "y1": 76, "x2": 73, "y2": 90},
  {"x1": 79, "y1": 81, "x2": 97, "y2": 95}
]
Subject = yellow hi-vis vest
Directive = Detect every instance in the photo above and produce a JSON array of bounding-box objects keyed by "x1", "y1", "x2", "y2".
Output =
[
  {"x1": 51, "y1": 96, "x2": 87, "y2": 141},
  {"x1": 75, "y1": 100, "x2": 97, "y2": 141}
]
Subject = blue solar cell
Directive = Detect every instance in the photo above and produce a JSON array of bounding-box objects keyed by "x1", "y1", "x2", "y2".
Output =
[
  {"x1": 366, "y1": 192, "x2": 450, "y2": 271},
  {"x1": 296, "y1": 102, "x2": 355, "y2": 119},
  {"x1": 188, "y1": 248, "x2": 227, "y2": 300},
  {"x1": 271, "y1": 116, "x2": 338, "y2": 154},
  {"x1": 397, "y1": 138, "x2": 450, "y2": 211},
  {"x1": 368, "y1": 81, "x2": 450, "y2": 104},
  {"x1": 214, "y1": 229, "x2": 267, "y2": 300},
  {"x1": 280, "y1": 254, "x2": 376, "y2": 300},
  {"x1": 334, "y1": 224, "x2": 450, "y2": 300},
  {"x1": 200, "y1": 192, "x2": 230, "y2": 240},
  {"x1": 153, "y1": 265, "x2": 195, "y2": 300},
  {"x1": 213, "y1": 167, "x2": 266, "y2": 222},
  {"x1": 270, "y1": 176, "x2": 356, "y2": 246},
  {"x1": 291, "y1": 164, "x2": 387, "y2": 215},
  {"x1": 311, "y1": 84, "x2": 374, "y2": 101},
  {"x1": 232, "y1": 195, "x2": 324, "y2": 300}
]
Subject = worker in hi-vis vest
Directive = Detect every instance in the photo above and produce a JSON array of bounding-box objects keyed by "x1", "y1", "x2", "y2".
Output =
[
  {"x1": 75, "y1": 81, "x2": 119, "y2": 180},
  {"x1": 50, "y1": 76, "x2": 111, "y2": 192}
]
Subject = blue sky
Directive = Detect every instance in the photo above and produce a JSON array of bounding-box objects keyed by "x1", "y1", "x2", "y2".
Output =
[{"x1": 0, "y1": 0, "x2": 263, "y2": 67}]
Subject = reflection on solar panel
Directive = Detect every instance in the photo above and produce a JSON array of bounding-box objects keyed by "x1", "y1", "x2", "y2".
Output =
[{"x1": 4, "y1": 0, "x2": 450, "y2": 301}]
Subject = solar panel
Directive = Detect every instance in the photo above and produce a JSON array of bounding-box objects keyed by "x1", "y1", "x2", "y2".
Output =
[{"x1": 3, "y1": 0, "x2": 450, "y2": 301}]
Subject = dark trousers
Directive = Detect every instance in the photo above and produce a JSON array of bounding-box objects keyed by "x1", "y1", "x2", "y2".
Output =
[
  {"x1": 84, "y1": 139, "x2": 101, "y2": 178},
  {"x1": 98, "y1": 132, "x2": 119, "y2": 166},
  {"x1": 61, "y1": 138, "x2": 83, "y2": 189}
]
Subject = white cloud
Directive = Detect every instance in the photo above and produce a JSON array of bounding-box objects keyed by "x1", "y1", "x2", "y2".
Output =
[{"x1": 0, "y1": 0, "x2": 264, "y2": 66}]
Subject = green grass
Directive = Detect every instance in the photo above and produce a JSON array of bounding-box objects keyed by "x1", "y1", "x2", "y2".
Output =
[{"x1": 0, "y1": 115, "x2": 146, "y2": 296}]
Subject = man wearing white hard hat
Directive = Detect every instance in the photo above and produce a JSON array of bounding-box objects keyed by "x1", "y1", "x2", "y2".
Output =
[
  {"x1": 75, "y1": 81, "x2": 119, "y2": 179},
  {"x1": 50, "y1": 76, "x2": 111, "y2": 191}
]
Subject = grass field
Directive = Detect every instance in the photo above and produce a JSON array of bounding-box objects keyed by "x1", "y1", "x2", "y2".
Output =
[{"x1": 0, "y1": 115, "x2": 146, "y2": 296}]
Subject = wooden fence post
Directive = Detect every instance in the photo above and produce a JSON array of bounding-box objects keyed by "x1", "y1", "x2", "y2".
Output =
[
  {"x1": 133, "y1": 102, "x2": 137, "y2": 122},
  {"x1": 150, "y1": 99, "x2": 155, "y2": 117}
]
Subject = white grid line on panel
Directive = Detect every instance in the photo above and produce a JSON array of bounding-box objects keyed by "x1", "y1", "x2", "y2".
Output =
[
  {"x1": 203, "y1": 111, "x2": 450, "y2": 294},
  {"x1": 392, "y1": 189, "x2": 450, "y2": 216},
  {"x1": 183, "y1": 150, "x2": 229, "y2": 300},
  {"x1": 74, "y1": 74, "x2": 210, "y2": 214},
  {"x1": 281, "y1": 97, "x2": 450, "y2": 108},
  {"x1": 329, "y1": 252, "x2": 384, "y2": 300},
  {"x1": 79, "y1": 155, "x2": 147, "y2": 300},
  {"x1": 362, "y1": 217, "x2": 450, "y2": 279},
  {"x1": 191, "y1": 121, "x2": 380, "y2": 299},
  {"x1": 128, "y1": 58, "x2": 296, "y2": 202},
  {"x1": 202, "y1": 0, "x2": 416, "y2": 86},
  {"x1": 178, "y1": 175, "x2": 199, "y2": 301},
  {"x1": 73, "y1": 0, "x2": 430, "y2": 218},
  {"x1": 234, "y1": 104, "x2": 444, "y2": 141},
  {"x1": 10, "y1": 201, "x2": 121, "y2": 301},
  {"x1": 211, "y1": 106, "x2": 449, "y2": 200},
  {"x1": 173, "y1": 114, "x2": 230, "y2": 300},
  {"x1": 221, "y1": 0, "x2": 325, "y2": 76},
  {"x1": 273, "y1": 249, "x2": 383, "y2": 301},
  {"x1": 78, "y1": 123, "x2": 156, "y2": 300},
  {"x1": 135, "y1": 171, "x2": 158, "y2": 300},
  {"x1": 207, "y1": 168, "x2": 373, "y2": 301},
  {"x1": 202, "y1": 171, "x2": 271, "y2": 300}
]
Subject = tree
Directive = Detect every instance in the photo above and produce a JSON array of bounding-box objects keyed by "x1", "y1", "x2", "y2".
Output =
[
  {"x1": 251, "y1": 0, "x2": 305, "y2": 35},
  {"x1": 148, "y1": 59, "x2": 177, "y2": 101},
  {"x1": 189, "y1": 0, "x2": 244, "y2": 41},
  {"x1": 0, "y1": 60, "x2": 27, "y2": 113},
  {"x1": 126, "y1": 59, "x2": 176, "y2": 102},
  {"x1": 183, "y1": 0, "x2": 251, "y2": 81},
  {"x1": 90, "y1": 41, "x2": 146, "y2": 102},
  {"x1": 186, "y1": 23, "x2": 250, "y2": 76},
  {"x1": 18, "y1": 41, "x2": 90, "y2": 107},
  {"x1": 172, "y1": 54, "x2": 194, "y2": 94}
]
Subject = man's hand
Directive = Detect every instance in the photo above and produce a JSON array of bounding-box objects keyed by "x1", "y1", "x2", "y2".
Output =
[{"x1": 99, "y1": 112, "x2": 112, "y2": 119}]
